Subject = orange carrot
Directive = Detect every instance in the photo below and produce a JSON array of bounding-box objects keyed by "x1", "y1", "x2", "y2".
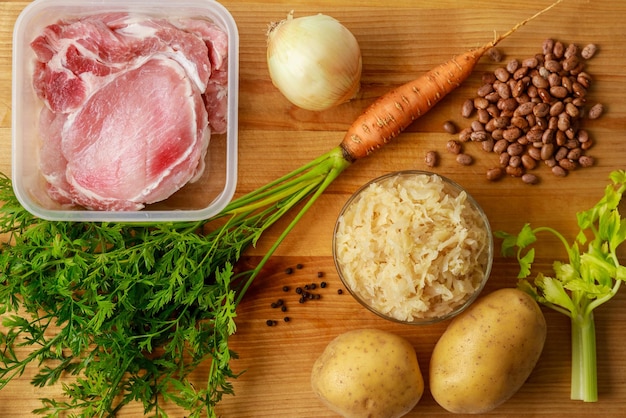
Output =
[{"x1": 340, "y1": 0, "x2": 565, "y2": 161}]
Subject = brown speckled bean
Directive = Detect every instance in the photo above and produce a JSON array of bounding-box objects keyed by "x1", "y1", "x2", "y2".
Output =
[
  {"x1": 528, "y1": 146, "x2": 542, "y2": 161},
  {"x1": 532, "y1": 74, "x2": 549, "y2": 89},
  {"x1": 458, "y1": 127, "x2": 472, "y2": 142},
  {"x1": 477, "y1": 84, "x2": 494, "y2": 97},
  {"x1": 477, "y1": 109, "x2": 491, "y2": 124},
  {"x1": 552, "y1": 165, "x2": 568, "y2": 177},
  {"x1": 581, "y1": 139, "x2": 594, "y2": 150},
  {"x1": 572, "y1": 82, "x2": 587, "y2": 97},
  {"x1": 494, "y1": 67, "x2": 510, "y2": 82},
  {"x1": 567, "y1": 148, "x2": 582, "y2": 160},
  {"x1": 515, "y1": 101, "x2": 535, "y2": 116},
  {"x1": 581, "y1": 43, "x2": 598, "y2": 59},
  {"x1": 555, "y1": 146, "x2": 569, "y2": 161},
  {"x1": 507, "y1": 142, "x2": 524, "y2": 156},
  {"x1": 544, "y1": 59, "x2": 562, "y2": 73},
  {"x1": 565, "y1": 43, "x2": 579, "y2": 59},
  {"x1": 577, "y1": 129, "x2": 590, "y2": 143},
  {"x1": 522, "y1": 57, "x2": 539, "y2": 68},
  {"x1": 470, "y1": 131, "x2": 489, "y2": 142},
  {"x1": 522, "y1": 173, "x2": 539, "y2": 185},
  {"x1": 495, "y1": 82, "x2": 511, "y2": 99},
  {"x1": 541, "y1": 143, "x2": 555, "y2": 160},
  {"x1": 588, "y1": 103, "x2": 604, "y2": 119},
  {"x1": 577, "y1": 72, "x2": 592, "y2": 88},
  {"x1": 578, "y1": 155, "x2": 595, "y2": 167},
  {"x1": 474, "y1": 97, "x2": 490, "y2": 110},
  {"x1": 553, "y1": 41, "x2": 565, "y2": 58},
  {"x1": 542, "y1": 38, "x2": 555, "y2": 55},
  {"x1": 461, "y1": 99, "x2": 474, "y2": 118},
  {"x1": 471, "y1": 120, "x2": 484, "y2": 132},
  {"x1": 557, "y1": 113, "x2": 571, "y2": 131},
  {"x1": 559, "y1": 158, "x2": 577, "y2": 171},
  {"x1": 550, "y1": 101, "x2": 565, "y2": 116},
  {"x1": 456, "y1": 153, "x2": 473, "y2": 166},
  {"x1": 526, "y1": 128, "x2": 543, "y2": 142},
  {"x1": 486, "y1": 167, "x2": 504, "y2": 181},
  {"x1": 493, "y1": 139, "x2": 509, "y2": 154},
  {"x1": 533, "y1": 102, "x2": 550, "y2": 118},
  {"x1": 488, "y1": 47, "x2": 504, "y2": 62},
  {"x1": 499, "y1": 152, "x2": 510, "y2": 167},
  {"x1": 446, "y1": 140, "x2": 462, "y2": 154},
  {"x1": 482, "y1": 72, "x2": 497, "y2": 84},
  {"x1": 482, "y1": 138, "x2": 495, "y2": 153},
  {"x1": 424, "y1": 151, "x2": 438, "y2": 167},
  {"x1": 522, "y1": 154, "x2": 537, "y2": 170},
  {"x1": 562, "y1": 55, "x2": 579, "y2": 72},
  {"x1": 544, "y1": 157, "x2": 557, "y2": 168},
  {"x1": 506, "y1": 59, "x2": 520, "y2": 74},
  {"x1": 513, "y1": 66, "x2": 529, "y2": 80},
  {"x1": 503, "y1": 127, "x2": 522, "y2": 141},
  {"x1": 550, "y1": 86, "x2": 569, "y2": 99},
  {"x1": 506, "y1": 165, "x2": 524, "y2": 177},
  {"x1": 565, "y1": 103, "x2": 580, "y2": 118},
  {"x1": 443, "y1": 120, "x2": 458, "y2": 134},
  {"x1": 508, "y1": 155, "x2": 522, "y2": 168}
]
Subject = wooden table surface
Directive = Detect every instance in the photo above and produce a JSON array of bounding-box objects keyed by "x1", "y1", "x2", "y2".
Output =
[{"x1": 1, "y1": 0, "x2": 625, "y2": 416}]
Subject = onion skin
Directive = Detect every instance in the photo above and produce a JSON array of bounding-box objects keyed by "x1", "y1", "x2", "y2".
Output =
[{"x1": 267, "y1": 12, "x2": 362, "y2": 111}]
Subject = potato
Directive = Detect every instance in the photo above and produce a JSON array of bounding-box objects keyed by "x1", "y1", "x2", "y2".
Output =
[
  {"x1": 429, "y1": 288, "x2": 546, "y2": 414},
  {"x1": 311, "y1": 328, "x2": 424, "y2": 418}
]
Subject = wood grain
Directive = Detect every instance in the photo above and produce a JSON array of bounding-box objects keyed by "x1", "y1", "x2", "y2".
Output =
[{"x1": 1, "y1": 0, "x2": 625, "y2": 416}]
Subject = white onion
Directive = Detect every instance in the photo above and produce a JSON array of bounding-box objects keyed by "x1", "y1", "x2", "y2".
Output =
[{"x1": 266, "y1": 12, "x2": 362, "y2": 111}]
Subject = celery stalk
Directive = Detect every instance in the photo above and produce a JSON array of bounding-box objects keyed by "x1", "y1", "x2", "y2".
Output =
[
  {"x1": 497, "y1": 170, "x2": 626, "y2": 403},
  {"x1": 571, "y1": 312, "x2": 597, "y2": 402}
]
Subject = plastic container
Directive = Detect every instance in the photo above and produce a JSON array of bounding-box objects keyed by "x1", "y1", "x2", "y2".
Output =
[
  {"x1": 12, "y1": 0, "x2": 239, "y2": 222},
  {"x1": 333, "y1": 170, "x2": 493, "y2": 325}
]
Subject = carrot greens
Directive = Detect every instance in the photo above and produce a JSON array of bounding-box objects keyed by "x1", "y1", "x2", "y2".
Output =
[
  {"x1": 0, "y1": 148, "x2": 350, "y2": 417},
  {"x1": 497, "y1": 170, "x2": 626, "y2": 402}
]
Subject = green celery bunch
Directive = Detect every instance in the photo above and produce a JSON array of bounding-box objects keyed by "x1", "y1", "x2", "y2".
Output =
[{"x1": 497, "y1": 170, "x2": 626, "y2": 402}]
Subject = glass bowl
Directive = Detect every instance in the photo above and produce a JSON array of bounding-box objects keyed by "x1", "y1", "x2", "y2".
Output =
[
  {"x1": 332, "y1": 170, "x2": 493, "y2": 325},
  {"x1": 12, "y1": 0, "x2": 239, "y2": 222}
]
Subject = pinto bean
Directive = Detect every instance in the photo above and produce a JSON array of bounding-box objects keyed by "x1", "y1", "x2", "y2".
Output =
[{"x1": 454, "y1": 38, "x2": 601, "y2": 183}]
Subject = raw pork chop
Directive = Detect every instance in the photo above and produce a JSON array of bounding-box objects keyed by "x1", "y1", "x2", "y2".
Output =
[{"x1": 31, "y1": 13, "x2": 229, "y2": 211}]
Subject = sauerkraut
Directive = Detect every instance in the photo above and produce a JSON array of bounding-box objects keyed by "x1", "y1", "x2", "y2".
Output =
[{"x1": 334, "y1": 172, "x2": 491, "y2": 322}]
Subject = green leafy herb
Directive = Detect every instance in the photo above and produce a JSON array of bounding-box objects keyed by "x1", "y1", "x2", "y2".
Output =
[
  {"x1": 0, "y1": 147, "x2": 350, "y2": 417},
  {"x1": 496, "y1": 170, "x2": 626, "y2": 402}
]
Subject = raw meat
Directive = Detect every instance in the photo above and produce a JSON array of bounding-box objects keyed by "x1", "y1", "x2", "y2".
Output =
[{"x1": 31, "y1": 13, "x2": 229, "y2": 211}]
